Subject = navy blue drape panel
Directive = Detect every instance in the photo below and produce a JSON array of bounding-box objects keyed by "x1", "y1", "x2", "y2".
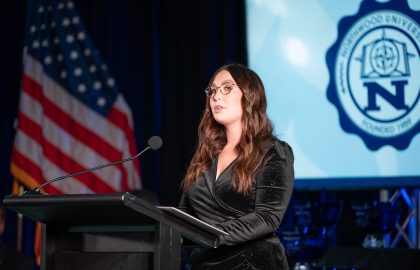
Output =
[{"x1": 0, "y1": 0, "x2": 247, "y2": 258}]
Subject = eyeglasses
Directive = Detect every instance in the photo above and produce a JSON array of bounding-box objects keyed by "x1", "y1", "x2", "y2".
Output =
[{"x1": 204, "y1": 81, "x2": 237, "y2": 98}]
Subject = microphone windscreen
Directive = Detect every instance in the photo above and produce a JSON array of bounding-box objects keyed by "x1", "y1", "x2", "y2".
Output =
[{"x1": 148, "y1": 136, "x2": 163, "y2": 150}]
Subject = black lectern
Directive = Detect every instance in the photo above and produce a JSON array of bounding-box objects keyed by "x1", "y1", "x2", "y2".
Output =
[{"x1": 3, "y1": 192, "x2": 223, "y2": 270}]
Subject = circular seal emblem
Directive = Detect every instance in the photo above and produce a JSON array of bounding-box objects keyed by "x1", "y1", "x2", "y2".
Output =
[{"x1": 326, "y1": 0, "x2": 419, "y2": 150}]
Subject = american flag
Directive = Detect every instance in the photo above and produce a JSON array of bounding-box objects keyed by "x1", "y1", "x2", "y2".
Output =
[{"x1": 11, "y1": 0, "x2": 141, "y2": 195}]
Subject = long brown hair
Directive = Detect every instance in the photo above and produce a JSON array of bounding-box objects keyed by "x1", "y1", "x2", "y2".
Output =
[{"x1": 182, "y1": 64, "x2": 274, "y2": 195}]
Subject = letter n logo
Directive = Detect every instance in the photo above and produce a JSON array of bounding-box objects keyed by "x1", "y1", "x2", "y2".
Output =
[{"x1": 364, "y1": 80, "x2": 409, "y2": 112}]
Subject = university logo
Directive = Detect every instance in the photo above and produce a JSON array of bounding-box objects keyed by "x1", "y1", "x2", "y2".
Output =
[{"x1": 326, "y1": 0, "x2": 419, "y2": 150}]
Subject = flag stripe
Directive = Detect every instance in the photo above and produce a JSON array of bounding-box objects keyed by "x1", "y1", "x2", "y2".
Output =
[
  {"x1": 42, "y1": 139, "x2": 117, "y2": 193},
  {"x1": 12, "y1": 2, "x2": 142, "y2": 264},
  {"x1": 114, "y1": 98, "x2": 142, "y2": 190},
  {"x1": 22, "y1": 75, "x2": 123, "y2": 162},
  {"x1": 22, "y1": 56, "x2": 135, "y2": 190},
  {"x1": 13, "y1": 128, "x2": 95, "y2": 194},
  {"x1": 19, "y1": 92, "x2": 124, "y2": 190},
  {"x1": 23, "y1": 55, "x2": 126, "y2": 149},
  {"x1": 11, "y1": 150, "x2": 62, "y2": 194},
  {"x1": 108, "y1": 104, "x2": 141, "y2": 174},
  {"x1": 18, "y1": 111, "x2": 121, "y2": 192},
  {"x1": 17, "y1": 113, "x2": 117, "y2": 193},
  {"x1": 12, "y1": 1, "x2": 141, "y2": 197}
]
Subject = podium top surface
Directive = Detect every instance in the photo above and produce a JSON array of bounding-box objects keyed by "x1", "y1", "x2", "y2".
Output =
[
  {"x1": 2, "y1": 192, "x2": 159, "y2": 226},
  {"x1": 3, "y1": 192, "x2": 225, "y2": 247}
]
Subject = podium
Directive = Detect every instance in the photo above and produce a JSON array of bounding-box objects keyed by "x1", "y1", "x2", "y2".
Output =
[{"x1": 3, "y1": 192, "x2": 223, "y2": 270}]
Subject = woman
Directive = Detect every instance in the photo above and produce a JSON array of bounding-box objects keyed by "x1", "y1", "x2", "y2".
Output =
[{"x1": 179, "y1": 64, "x2": 294, "y2": 269}]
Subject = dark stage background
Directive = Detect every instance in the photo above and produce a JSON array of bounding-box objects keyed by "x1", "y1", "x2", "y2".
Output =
[
  {"x1": 3, "y1": 2, "x2": 414, "y2": 268},
  {"x1": 0, "y1": 0, "x2": 247, "y2": 259},
  {"x1": 1, "y1": 0, "x2": 247, "y2": 203}
]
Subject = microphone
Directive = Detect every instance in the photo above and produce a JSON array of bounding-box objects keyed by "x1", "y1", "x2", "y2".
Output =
[{"x1": 21, "y1": 136, "x2": 163, "y2": 196}]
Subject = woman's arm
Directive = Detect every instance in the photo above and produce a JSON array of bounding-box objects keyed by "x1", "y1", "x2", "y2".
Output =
[
  {"x1": 178, "y1": 191, "x2": 192, "y2": 214},
  {"x1": 216, "y1": 141, "x2": 294, "y2": 245}
]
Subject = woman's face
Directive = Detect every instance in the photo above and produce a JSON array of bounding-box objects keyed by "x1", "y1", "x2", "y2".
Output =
[{"x1": 209, "y1": 70, "x2": 243, "y2": 127}]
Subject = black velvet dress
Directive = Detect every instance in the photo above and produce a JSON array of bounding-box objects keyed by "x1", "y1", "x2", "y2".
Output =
[{"x1": 179, "y1": 139, "x2": 294, "y2": 270}]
